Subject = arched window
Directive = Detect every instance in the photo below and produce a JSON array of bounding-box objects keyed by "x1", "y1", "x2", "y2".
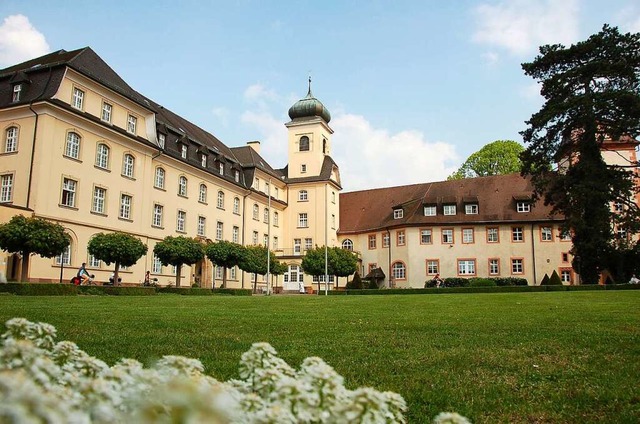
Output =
[
  {"x1": 65, "y1": 132, "x2": 81, "y2": 159},
  {"x1": 199, "y1": 184, "x2": 207, "y2": 203},
  {"x1": 392, "y1": 262, "x2": 406, "y2": 280},
  {"x1": 342, "y1": 239, "x2": 353, "y2": 251},
  {"x1": 253, "y1": 204, "x2": 259, "y2": 220},
  {"x1": 5, "y1": 126, "x2": 18, "y2": 153},
  {"x1": 122, "y1": 154, "x2": 135, "y2": 178},
  {"x1": 273, "y1": 211, "x2": 279, "y2": 226},
  {"x1": 95, "y1": 143, "x2": 110, "y2": 169},
  {"x1": 55, "y1": 242, "x2": 72, "y2": 266},
  {"x1": 233, "y1": 197, "x2": 240, "y2": 214},
  {"x1": 217, "y1": 190, "x2": 225, "y2": 209},
  {"x1": 263, "y1": 207, "x2": 269, "y2": 223},
  {"x1": 299, "y1": 136, "x2": 309, "y2": 151},
  {"x1": 178, "y1": 176, "x2": 188, "y2": 196},
  {"x1": 154, "y1": 167, "x2": 165, "y2": 189}
]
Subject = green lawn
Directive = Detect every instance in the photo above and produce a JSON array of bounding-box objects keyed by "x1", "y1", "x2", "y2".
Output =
[{"x1": 0, "y1": 291, "x2": 638, "y2": 423}]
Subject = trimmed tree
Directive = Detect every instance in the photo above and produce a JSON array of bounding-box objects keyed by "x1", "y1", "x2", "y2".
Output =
[
  {"x1": 520, "y1": 25, "x2": 640, "y2": 284},
  {"x1": 548, "y1": 270, "x2": 563, "y2": 285},
  {"x1": 205, "y1": 241, "x2": 245, "y2": 289},
  {"x1": 87, "y1": 232, "x2": 147, "y2": 285},
  {"x1": 331, "y1": 247, "x2": 358, "y2": 289},
  {"x1": 238, "y1": 245, "x2": 273, "y2": 293},
  {"x1": 448, "y1": 140, "x2": 523, "y2": 180},
  {"x1": 301, "y1": 246, "x2": 336, "y2": 293},
  {"x1": 0, "y1": 215, "x2": 70, "y2": 282},
  {"x1": 153, "y1": 236, "x2": 204, "y2": 287}
]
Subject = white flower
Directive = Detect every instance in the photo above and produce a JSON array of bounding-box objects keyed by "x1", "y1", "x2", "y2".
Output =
[{"x1": 433, "y1": 412, "x2": 472, "y2": 424}]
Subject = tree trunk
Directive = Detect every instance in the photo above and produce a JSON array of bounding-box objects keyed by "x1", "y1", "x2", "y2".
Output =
[
  {"x1": 176, "y1": 265, "x2": 181, "y2": 287},
  {"x1": 114, "y1": 261, "x2": 120, "y2": 286},
  {"x1": 20, "y1": 250, "x2": 30, "y2": 282},
  {"x1": 253, "y1": 274, "x2": 257, "y2": 293},
  {"x1": 317, "y1": 279, "x2": 321, "y2": 294},
  {"x1": 222, "y1": 266, "x2": 227, "y2": 289}
]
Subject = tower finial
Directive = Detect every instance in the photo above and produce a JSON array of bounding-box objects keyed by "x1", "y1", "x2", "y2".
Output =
[{"x1": 307, "y1": 72, "x2": 312, "y2": 96}]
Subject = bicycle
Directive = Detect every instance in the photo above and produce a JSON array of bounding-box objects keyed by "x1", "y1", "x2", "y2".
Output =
[{"x1": 70, "y1": 274, "x2": 96, "y2": 286}]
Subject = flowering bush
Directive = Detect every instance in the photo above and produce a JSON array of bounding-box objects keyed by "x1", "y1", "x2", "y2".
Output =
[{"x1": 0, "y1": 318, "x2": 469, "y2": 423}]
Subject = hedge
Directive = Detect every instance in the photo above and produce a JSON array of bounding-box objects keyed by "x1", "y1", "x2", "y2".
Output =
[
  {"x1": 157, "y1": 287, "x2": 252, "y2": 296},
  {"x1": 0, "y1": 283, "x2": 253, "y2": 296},
  {"x1": 337, "y1": 284, "x2": 640, "y2": 295}
]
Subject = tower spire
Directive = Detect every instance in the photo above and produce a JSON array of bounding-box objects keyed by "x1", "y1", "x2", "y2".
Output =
[{"x1": 307, "y1": 73, "x2": 313, "y2": 97}]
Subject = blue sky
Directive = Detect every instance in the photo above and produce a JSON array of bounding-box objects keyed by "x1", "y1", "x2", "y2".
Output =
[{"x1": 1, "y1": 1, "x2": 638, "y2": 192}]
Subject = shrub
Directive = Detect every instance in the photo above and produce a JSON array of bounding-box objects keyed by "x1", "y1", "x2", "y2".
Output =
[
  {"x1": 443, "y1": 277, "x2": 469, "y2": 288},
  {"x1": 367, "y1": 277, "x2": 380, "y2": 289},
  {"x1": 469, "y1": 278, "x2": 496, "y2": 287},
  {"x1": 548, "y1": 270, "x2": 563, "y2": 285},
  {"x1": 540, "y1": 274, "x2": 551, "y2": 286},
  {"x1": 494, "y1": 277, "x2": 529, "y2": 286},
  {"x1": 0, "y1": 283, "x2": 78, "y2": 296},
  {"x1": 347, "y1": 271, "x2": 364, "y2": 289}
]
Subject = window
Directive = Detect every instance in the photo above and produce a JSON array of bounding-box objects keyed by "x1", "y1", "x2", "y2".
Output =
[
  {"x1": 65, "y1": 132, "x2": 81, "y2": 159},
  {"x1": 301, "y1": 164, "x2": 307, "y2": 173},
  {"x1": 199, "y1": 184, "x2": 207, "y2": 203},
  {"x1": 178, "y1": 176, "x2": 187, "y2": 197},
  {"x1": 122, "y1": 154, "x2": 135, "y2": 178},
  {"x1": 294, "y1": 238, "x2": 301, "y2": 255},
  {"x1": 127, "y1": 114, "x2": 137, "y2": 134},
  {"x1": 265, "y1": 183, "x2": 270, "y2": 195},
  {"x1": 230, "y1": 266, "x2": 237, "y2": 280},
  {"x1": 101, "y1": 102, "x2": 112, "y2": 123},
  {"x1": 285, "y1": 265, "x2": 301, "y2": 283},
  {"x1": 487, "y1": 227, "x2": 499, "y2": 243},
  {"x1": 88, "y1": 254, "x2": 101, "y2": 268},
  {"x1": 394, "y1": 209, "x2": 403, "y2": 219},
  {"x1": 263, "y1": 208, "x2": 269, "y2": 223},
  {"x1": 152, "y1": 255, "x2": 162, "y2": 274},
  {"x1": 616, "y1": 227, "x2": 628, "y2": 240},
  {"x1": 273, "y1": 211, "x2": 279, "y2": 226},
  {"x1": 181, "y1": 144, "x2": 187, "y2": 159},
  {"x1": 233, "y1": 197, "x2": 240, "y2": 214},
  {"x1": 154, "y1": 167, "x2": 165, "y2": 189},
  {"x1": 176, "y1": 210, "x2": 186, "y2": 232},
  {"x1": 253, "y1": 178, "x2": 259, "y2": 190},
  {"x1": 443, "y1": 205, "x2": 456, "y2": 215},
  {"x1": 299, "y1": 190, "x2": 308, "y2": 201},
  {"x1": 462, "y1": 228, "x2": 474, "y2": 244},
  {"x1": 217, "y1": 191, "x2": 225, "y2": 209},
  {"x1": 305, "y1": 238, "x2": 313, "y2": 251},
  {"x1": 368, "y1": 263, "x2": 378, "y2": 274},
  {"x1": 252, "y1": 231, "x2": 259, "y2": 245},
  {"x1": 252, "y1": 204, "x2": 259, "y2": 220},
  {"x1": 442, "y1": 229, "x2": 454, "y2": 244},
  {"x1": 61, "y1": 178, "x2": 77, "y2": 207},
  {"x1": 424, "y1": 205, "x2": 436, "y2": 216},
  {"x1": 342, "y1": 239, "x2": 353, "y2": 250},
  {"x1": 197, "y1": 216, "x2": 206, "y2": 236},
  {"x1": 12, "y1": 84, "x2": 22, "y2": 102},
  {"x1": 234, "y1": 170, "x2": 240, "y2": 182},
  {"x1": 55, "y1": 244, "x2": 71, "y2": 266},
  {"x1": 382, "y1": 232, "x2": 390, "y2": 248},
  {"x1": 613, "y1": 202, "x2": 624, "y2": 212},
  {"x1": 72, "y1": 87, "x2": 84, "y2": 109},
  {"x1": 458, "y1": 259, "x2": 476, "y2": 276},
  {"x1": 215, "y1": 266, "x2": 223, "y2": 280},
  {"x1": 517, "y1": 202, "x2": 531, "y2": 213},
  {"x1": 219, "y1": 162, "x2": 224, "y2": 175},
  {"x1": 368, "y1": 234, "x2": 377, "y2": 250},
  {"x1": 201, "y1": 154, "x2": 207, "y2": 167},
  {"x1": 152, "y1": 204, "x2": 163, "y2": 227},
  {"x1": 392, "y1": 262, "x2": 406, "y2": 280},
  {"x1": 119, "y1": 194, "x2": 132, "y2": 219},
  {"x1": 299, "y1": 136, "x2": 310, "y2": 151},
  {"x1": 5, "y1": 127, "x2": 18, "y2": 153},
  {"x1": 0, "y1": 174, "x2": 13, "y2": 203},
  {"x1": 397, "y1": 230, "x2": 405, "y2": 246},
  {"x1": 465, "y1": 204, "x2": 478, "y2": 214},
  {"x1": 511, "y1": 258, "x2": 524, "y2": 274},
  {"x1": 158, "y1": 133, "x2": 165, "y2": 149},
  {"x1": 489, "y1": 259, "x2": 500, "y2": 275},
  {"x1": 273, "y1": 237, "x2": 278, "y2": 250},
  {"x1": 541, "y1": 226, "x2": 553, "y2": 241},
  {"x1": 562, "y1": 252, "x2": 569, "y2": 262},
  {"x1": 313, "y1": 275, "x2": 335, "y2": 283},
  {"x1": 332, "y1": 191, "x2": 335, "y2": 203},
  {"x1": 298, "y1": 213, "x2": 308, "y2": 228},
  {"x1": 560, "y1": 269, "x2": 572, "y2": 284},
  {"x1": 421, "y1": 229, "x2": 432, "y2": 244},
  {"x1": 232, "y1": 226, "x2": 239, "y2": 243},
  {"x1": 559, "y1": 229, "x2": 572, "y2": 241},
  {"x1": 216, "y1": 221, "x2": 223, "y2": 240},
  {"x1": 95, "y1": 143, "x2": 109, "y2": 169},
  {"x1": 512, "y1": 227, "x2": 524, "y2": 242},
  {"x1": 426, "y1": 260, "x2": 439, "y2": 275}
]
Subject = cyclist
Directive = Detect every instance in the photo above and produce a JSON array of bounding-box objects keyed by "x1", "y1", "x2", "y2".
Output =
[{"x1": 77, "y1": 262, "x2": 90, "y2": 285}]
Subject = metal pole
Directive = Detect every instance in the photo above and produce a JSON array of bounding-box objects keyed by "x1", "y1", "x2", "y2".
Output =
[
  {"x1": 324, "y1": 184, "x2": 328, "y2": 296},
  {"x1": 266, "y1": 178, "x2": 271, "y2": 295}
]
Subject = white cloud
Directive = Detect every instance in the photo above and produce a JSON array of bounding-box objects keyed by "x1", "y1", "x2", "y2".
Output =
[
  {"x1": 520, "y1": 81, "x2": 543, "y2": 103},
  {"x1": 0, "y1": 15, "x2": 49, "y2": 67},
  {"x1": 211, "y1": 107, "x2": 229, "y2": 127},
  {"x1": 240, "y1": 110, "x2": 288, "y2": 166},
  {"x1": 244, "y1": 83, "x2": 278, "y2": 105},
  {"x1": 472, "y1": 0, "x2": 579, "y2": 57}
]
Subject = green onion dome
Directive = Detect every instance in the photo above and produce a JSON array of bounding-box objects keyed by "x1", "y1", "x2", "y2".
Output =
[{"x1": 288, "y1": 84, "x2": 331, "y2": 123}]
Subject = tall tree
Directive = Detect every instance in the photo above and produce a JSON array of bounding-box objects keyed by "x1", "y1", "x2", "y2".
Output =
[
  {"x1": 238, "y1": 245, "x2": 276, "y2": 293},
  {"x1": 448, "y1": 140, "x2": 523, "y2": 180},
  {"x1": 153, "y1": 236, "x2": 204, "y2": 287},
  {"x1": 520, "y1": 25, "x2": 640, "y2": 284},
  {"x1": 0, "y1": 215, "x2": 70, "y2": 282},
  {"x1": 331, "y1": 247, "x2": 358, "y2": 289},
  {"x1": 301, "y1": 246, "x2": 357, "y2": 292},
  {"x1": 205, "y1": 240, "x2": 245, "y2": 288},
  {"x1": 87, "y1": 232, "x2": 147, "y2": 285}
]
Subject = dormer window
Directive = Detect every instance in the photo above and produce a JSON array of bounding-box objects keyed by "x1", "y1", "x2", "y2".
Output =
[
  {"x1": 234, "y1": 170, "x2": 240, "y2": 182},
  {"x1": 393, "y1": 209, "x2": 403, "y2": 219},
  {"x1": 201, "y1": 154, "x2": 207, "y2": 167},
  {"x1": 127, "y1": 114, "x2": 137, "y2": 134},
  {"x1": 181, "y1": 144, "x2": 187, "y2": 159},
  {"x1": 465, "y1": 204, "x2": 478, "y2": 214},
  {"x1": 443, "y1": 204, "x2": 457, "y2": 215},
  {"x1": 12, "y1": 84, "x2": 22, "y2": 102},
  {"x1": 424, "y1": 205, "x2": 436, "y2": 216},
  {"x1": 219, "y1": 162, "x2": 224, "y2": 175},
  {"x1": 72, "y1": 87, "x2": 84, "y2": 109},
  {"x1": 517, "y1": 202, "x2": 531, "y2": 213},
  {"x1": 299, "y1": 136, "x2": 310, "y2": 151},
  {"x1": 158, "y1": 133, "x2": 165, "y2": 149}
]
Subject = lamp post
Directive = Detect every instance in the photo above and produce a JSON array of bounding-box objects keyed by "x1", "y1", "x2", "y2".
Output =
[
  {"x1": 266, "y1": 178, "x2": 271, "y2": 295},
  {"x1": 324, "y1": 184, "x2": 328, "y2": 296}
]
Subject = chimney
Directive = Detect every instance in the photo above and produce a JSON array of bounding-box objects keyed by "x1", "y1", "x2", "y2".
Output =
[{"x1": 247, "y1": 140, "x2": 260, "y2": 153}]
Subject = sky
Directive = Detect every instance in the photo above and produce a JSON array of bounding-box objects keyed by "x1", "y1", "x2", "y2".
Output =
[{"x1": 1, "y1": 0, "x2": 639, "y2": 192}]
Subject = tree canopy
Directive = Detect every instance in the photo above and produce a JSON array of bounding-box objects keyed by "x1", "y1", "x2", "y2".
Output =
[
  {"x1": 205, "y1": 240, "x2": 245, "y2": 288},
  {"x1": 448, "y1": 140, "x2": 523, "y2": 180},
  {"x1": 153, "y1": 236, "x2": 204, "y2": 287},
  {"x1": 238, "y1": 245, "x2": 278, "y2": 292},
  {"x1": 301, "y1": 246, "x2": 358, "y2": 291},
  {"x1": 520, "y1": 25, "x2": 640, "y2": 284},
  {"x1": 0, "y1": 215, "x2": 70, "y2": 282},
  {"x1": 87, "y1": 232, "x2": 147, "y2": 285}
]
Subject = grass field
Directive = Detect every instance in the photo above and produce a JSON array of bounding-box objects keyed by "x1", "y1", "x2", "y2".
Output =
[{"x1": 0, "y1": 291, "x2": 638, "y2": 423}]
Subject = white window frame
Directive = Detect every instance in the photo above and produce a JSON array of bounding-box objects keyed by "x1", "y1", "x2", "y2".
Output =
[
  {"x1": 541, "y1": 226, "x2": 553, "y2": 241},
  {"x1": 512, "y1": 227, "x2": 524, "y2": 242},
  {"x1": 298, "y1": 213, "x2": 308, "y2": 228},
  {"x1": 342, "y1": 239, "x2": 353, "y2": 250},
  {"x1": 394, "y1": 209, "x2": 403, "y2": 219},
  {"x1": 72, "y1": 87, "x2": 84, "y2": 109},
  {"x1": 5, "y1": 127, "x2": 18, "y2": 153},
  {"x1": 232, "y1": 226, "x2": 239, "y2": 243},
  {"x1": 443, "y1": 204, "x2": 456, "y2": 215},
  {"x1": 517, "y1": 202, "x2": 531, "y2": 213},
  {"x1": 199, "y1": 184, "x2": 207, "y2": 203},
  {"x1": 299, "y1": 190, "x2": 308, "y2": 201},
  {"x1": 88, "y1": 254, "x2": 101, "y2": 268},
  {"x1": 273, "y1": 211, "x2": 279, "y2": 226},
  {"x1": 263, "y1": 208, "x2": 269, "y2": 223},
  {"x1": 178, "y1": 176, "x2": 188, "y2": 197},
  {"x1": 465, "y1": 204, "x2": 478, "y2": 214},
  {"x1": 101, "y1": 102, "x2": 112, "y2": 123},
  {"x1": 0, "y1": 174, "x2": 13, "y2": 203},
  {"x1": 420, "y1": 229, "x2": 432, "y2": 244},
  {"x1": 219, "y1": 162, "x2": 224, "y2": 175},
  {"x1": 252, "y1": 231, "x2": 259, "y2": 245},
  {"x1": 442, "y1": 229, "x2": 454, "y2": 244},
  {"x1": 152, "y1": 254, "x2": 162, "y2": 273},
  {"x1": 95, "y1": 144, "x2": 109, "y2": 169},
  {"x1": 122, "y1": 154, "x2": 134, "y2": 178},
  {"x1": 201, "y1": 154, "x2": 207, "y2": 167},
  {"x1": 458, "y1": 260, "x2": 476, "y2": 275},
  {"x1": 176, "y1": 210, "x2": 186, "y2": 232},
  {"x1": 65, "y1": 132, "x2": 80, "y2": 159},
  {"x1": 216, "y1": 221, "x2": 223, "y2": 241},
  {"x1": 511, "y1": 259, "x2": 524, "y2": 274},
  {"x1": 252, "y1": 204, "x2": 259, "y2": 220},
  {"x1": 55, "y1": 244, "x2": 71, "y2": 266},
  {"x1": 152, "y1": 204, "x2": 163, "y2": 227},
  {"x1": 119, "y1": 194, "x2": 132, "y2": 220},
  {"x1": 154, "y1": 167, "x2": 165, "y2": 189},
  {"x1": 427, "y1": 260, "x2": 439, "y2": 275},
  {"x1": 12, "y1": 84, "x2": 22, "y2": 102},
  {"x1": 181, "y1": 144, "x2": 187, "y2": 159},
  {"x1": 462, "y1": 228, "x2": 474, "y2": 243},
  {"x1": 158, "y1": 133, "x2": 165, "y2": 149},
  {"x1": 487, "y1": 227, "x2": 499, "y2": 243},
  {"x1": 197, "y1": 216, "x2": 206, "y2": 237},
  {"x1": 233, "y1": 197, "x2": 240, "y2": 214},
  {"x1": 61, "y1": 178, "x2": 77, "y2": 207},
  {"x1": 489, "y1": 259, "x2": 499, "y2": 275},
  {"x1": 127, "y1": 114, "x2": 137, "y2": 134},
  {"x1": 217, "y1": 191, "x2": 224, "y2": 209},
  {"x1": 294, "y1": 239, "x2": 302, "y2": 255},
  {"x1": 392, "y1": 262, "x2": 406, "y2": 280}
]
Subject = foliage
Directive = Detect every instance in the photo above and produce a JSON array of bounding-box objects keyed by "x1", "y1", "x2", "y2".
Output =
[
  {"x1": 540, "y1": 274, "x2": 550, "y2": 286},
  {"x1": 153, "y1": 236, "x2": 204, "y2": 287},
  {"x1": 302, "y1": 246, "x2": 358, "y2": 292},
  {"x1": 602, "y1": 241, "x2": 640, "y2": 283},
  {"x1": 548, "y1": 270, "x2": 563, "y2": 285},
  {"x1": 156, "y1": 287, "x2": 252, "y2": 296},
  {"x1": 87, "y1": 232, "x2": 147, "y2": 285},
  {"x1": 347, "y1": 271, "x2": 364, "y2": 289},
  {"x1": 238, "y1": 245, "x2": 279, "y2": 292},
  {"x1": 468, "y1": 278, "x2": 497, "y2": 287},
  {"x1": 0, "y1": 215, "x2": 70, "y2": 282},
  {"x1": 448, "y1": 140, "x2": 524, "y2": 180},
  {"x1": 492, "y1": 277, "x2": 529, "y2": 286},
  {"x1": 205, "y1": 240, "x2": 245, "y2": 288},
  {"x1": 520, "y1": 25, "x2": 640, "y2": 284},
  {"x1": 0, "y1": 318, "x2": 409, "y2": 423}
]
